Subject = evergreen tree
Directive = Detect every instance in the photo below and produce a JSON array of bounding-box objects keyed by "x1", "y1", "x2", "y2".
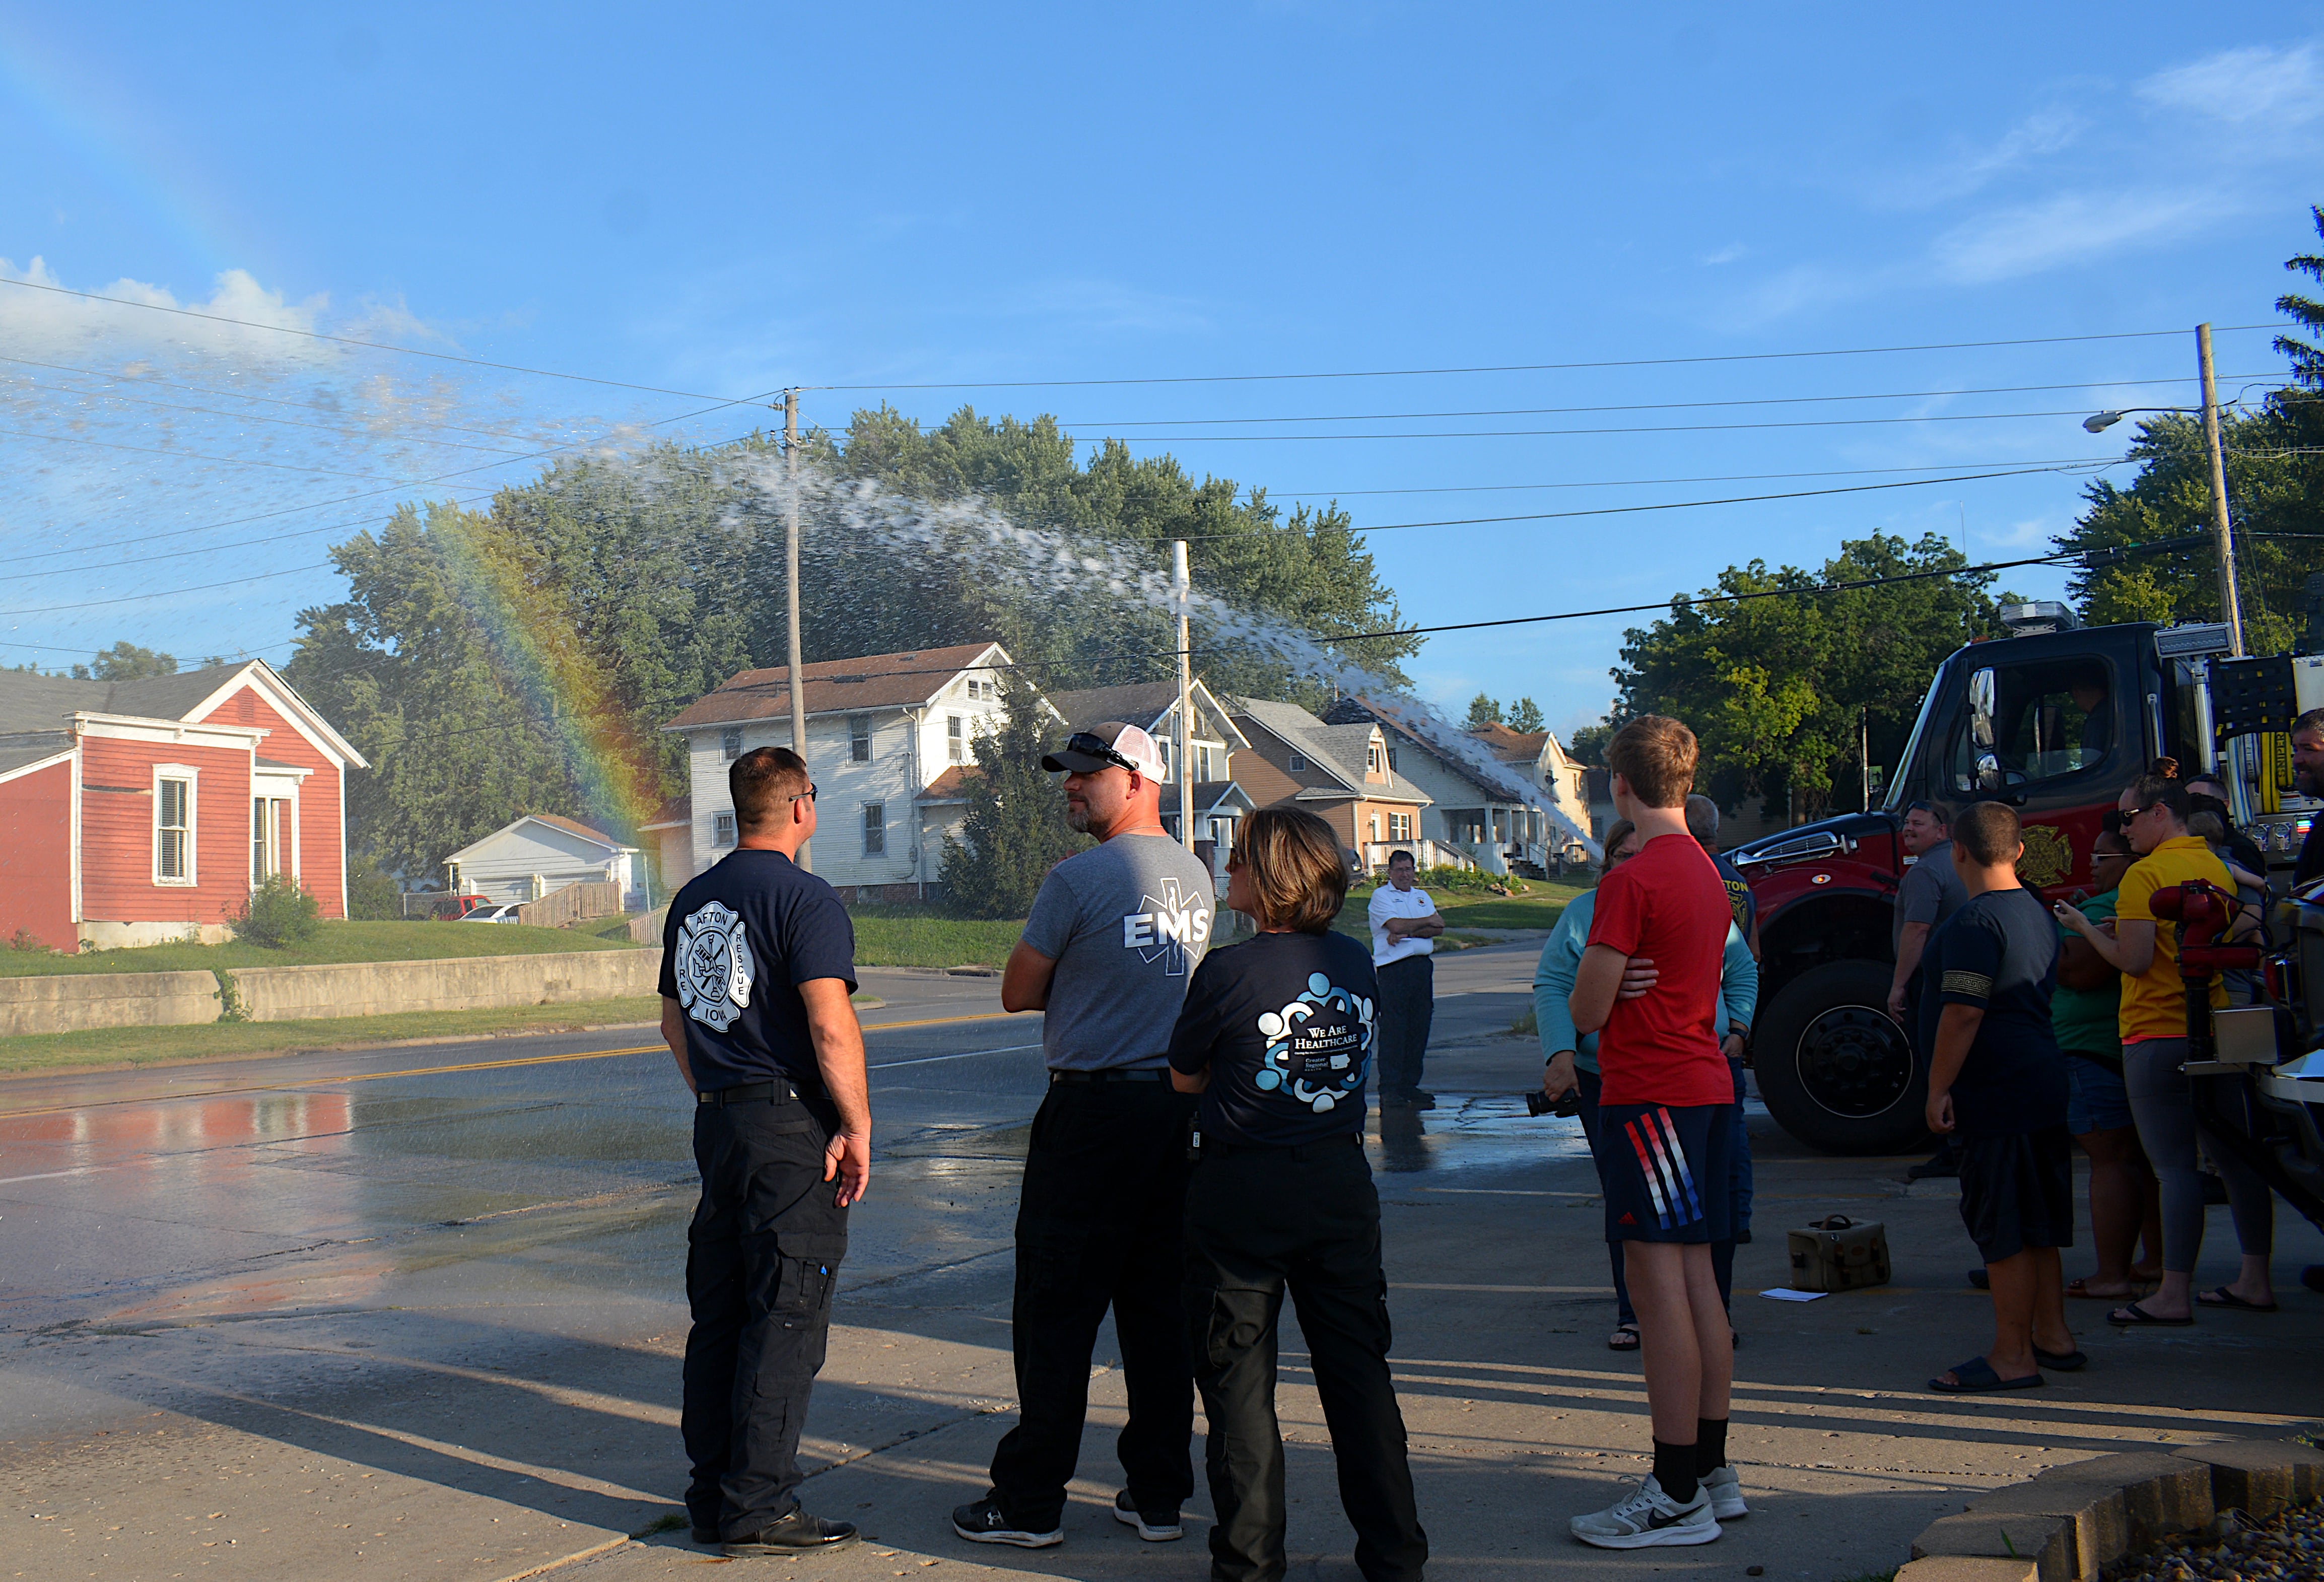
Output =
[
  {"x1": 1465, "y1": 693, "x2": 1503, "y2": 728},
  {"x1": 937, "y1": 682, "x2": 1090, "y2": 918},
  {"x1": 1507, "y1": 697, "x2": 1545, "y2": 733},
  {"x1": 2276, "y1": 204, "x2": 2324, "y2": 387}
]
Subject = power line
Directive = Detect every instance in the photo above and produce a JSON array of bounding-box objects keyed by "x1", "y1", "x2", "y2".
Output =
[
  {"x1": 0, "y1": 276, "x2": 735, "y2": 400},
  {"x1": 814, "y1": 324, "x2": 2292, "y2": 392},
  {"x1": 1052, "y1": 374, "x2": 2285, "y2": 430},
  {"x1": 9, "y1": 372, "x2": 548, "y2": 457},
  {"x1": 1264, "y1": 457, "x2": 2130, "y2": 499}
]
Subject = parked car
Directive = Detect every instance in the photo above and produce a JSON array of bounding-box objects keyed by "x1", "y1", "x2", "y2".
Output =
[{"x1": 459, "y1": 903, "x2": 524, "y2": 923}]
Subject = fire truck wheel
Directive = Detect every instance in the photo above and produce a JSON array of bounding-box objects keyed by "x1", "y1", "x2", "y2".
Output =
[{"x1": 1754, "y1": 959, "x2": 1930, "y2": 1155}]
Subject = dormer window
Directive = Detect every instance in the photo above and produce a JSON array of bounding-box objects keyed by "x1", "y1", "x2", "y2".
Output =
[
  {"x1": 1367, "y1": 744, "x2": 1383, "y2": 774},
  {"x1": 1287, "y1": 751, "x2": 1307, "y2": 772}
]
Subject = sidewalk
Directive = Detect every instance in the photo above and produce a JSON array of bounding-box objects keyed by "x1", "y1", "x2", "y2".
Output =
[{"x1": 6, "y1": 1027, "x2": 2319, "y2": 1582}]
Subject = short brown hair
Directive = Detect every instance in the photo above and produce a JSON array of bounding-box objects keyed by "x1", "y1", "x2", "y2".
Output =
[
  {"x1": 1952, "y1": 800, "x2": 2021, "y2": 866},
  {"x1": 1231, "y1": 807, "x2": 1349, "y2": 934},
  {"x1": 2295, "y1": 706, "x2": 2324, "y2": 742},
  {"x1": 732, "y1": 745, "x2": 809, "y2": 832},
  {"x1": 1606, "y1": 715, "x2": 1698, "y2": 808}
]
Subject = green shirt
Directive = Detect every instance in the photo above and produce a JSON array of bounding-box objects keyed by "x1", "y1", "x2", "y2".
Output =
[{"x1": 2049, "y1": 888, "x2": 2120, "y2": 1062}]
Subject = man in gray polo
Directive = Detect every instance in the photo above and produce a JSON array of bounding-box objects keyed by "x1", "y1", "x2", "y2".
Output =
[{"x1": 953, "y1": 721, "x2": 1216, "y2": 1552}]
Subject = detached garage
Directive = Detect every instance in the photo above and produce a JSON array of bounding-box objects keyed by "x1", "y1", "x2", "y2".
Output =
[{"x1": 444, "y1": 814, "x2": 643, "y2": 908}]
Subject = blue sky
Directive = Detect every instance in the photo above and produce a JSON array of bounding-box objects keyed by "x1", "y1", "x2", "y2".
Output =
[{"x1": 3, "y1": 5, "x2": 2321, "y2": 735}]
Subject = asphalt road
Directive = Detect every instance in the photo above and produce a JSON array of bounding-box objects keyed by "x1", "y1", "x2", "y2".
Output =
[{"x1": 3, "y1": 942, "x2": 2318, "y2": 1582}]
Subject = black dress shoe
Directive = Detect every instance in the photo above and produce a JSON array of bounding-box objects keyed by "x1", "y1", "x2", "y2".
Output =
[
  {"x1": 723, "y1": 1509, "x2": 861, "y2": 1555},
  {"x1": 693, "y1": 1526, "x2": 718, "y2": 1545}
]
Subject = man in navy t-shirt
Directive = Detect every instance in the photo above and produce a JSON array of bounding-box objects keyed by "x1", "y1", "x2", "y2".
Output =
[
  {"x1": 659, "y1": 746, "x2": 870, "y2": 1557},
  {"x1": 1918, "y1": 801, "x2": 2075, "y2": 1396}
]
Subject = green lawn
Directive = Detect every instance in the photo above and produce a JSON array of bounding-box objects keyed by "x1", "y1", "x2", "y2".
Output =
[
  {"x1": 848, "y1": 912, "x2": 1025, "y2": 970},
  {"x1": 0, "y1": 918, "x2": 645, "y2": 978},
  {"x1": 1342, "y1": 876, "x2": 1590, "y2": 937}
]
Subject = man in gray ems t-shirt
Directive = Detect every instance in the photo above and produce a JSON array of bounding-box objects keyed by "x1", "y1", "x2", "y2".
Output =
[{"x1": 952, "y1": 721, "x2": 1216, "y2": 1550}]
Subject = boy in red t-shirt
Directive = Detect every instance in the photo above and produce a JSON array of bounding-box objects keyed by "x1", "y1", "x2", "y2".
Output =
[{"x1": 1567, "y1": 715, "x2": 1739, "y2": 1548}]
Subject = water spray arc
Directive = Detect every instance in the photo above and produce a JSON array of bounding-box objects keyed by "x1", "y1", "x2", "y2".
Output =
[
  {"x1": 783, "y1": 389, "x2": 811, "y2": 870},
  {"x1": 1174, "y1": 539, "x2": 1195, "y2": 855}
]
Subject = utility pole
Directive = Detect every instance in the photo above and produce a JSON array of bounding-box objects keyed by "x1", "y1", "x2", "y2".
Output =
[
  {"x1": 1172, "y1": 540, "x2": 1196, "y2": 854},
  {"x1": 2197, "y1": 323, "x2": 2246, "y2": 657},
  {"x1": 1860, "y1": 707, "x2": 1870, "y2": 812},
  {"x1": 784, "y1": 389, "x2": 811, "y2": 871}
]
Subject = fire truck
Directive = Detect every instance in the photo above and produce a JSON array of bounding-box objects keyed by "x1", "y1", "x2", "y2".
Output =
[{"x1": 1729, "y1": 603, "x2": 2324, "y2": 1229}]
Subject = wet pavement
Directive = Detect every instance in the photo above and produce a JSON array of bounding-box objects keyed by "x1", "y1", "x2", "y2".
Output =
[{"x1": 4, "y1": 942, "x2": 2320, "y2": 1582}]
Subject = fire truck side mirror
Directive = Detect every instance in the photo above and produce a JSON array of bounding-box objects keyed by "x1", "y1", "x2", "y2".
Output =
[{"x1": 1976, "y1": 753, "x2": 2005, "y2": 793}]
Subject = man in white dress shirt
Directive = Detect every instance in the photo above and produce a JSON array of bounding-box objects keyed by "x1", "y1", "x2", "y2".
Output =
[{"x1": 1368, "y1": 849, "x2": 1445, "y2": 1110}]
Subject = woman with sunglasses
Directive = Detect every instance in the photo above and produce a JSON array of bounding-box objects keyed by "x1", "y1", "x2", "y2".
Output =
[
  {"x1": 2055, "y1": 774, "x2": 2278, "y2": 1325},
  {"x1": 1168, "y1": 807, "x2": 1427, "y2": 1582}
]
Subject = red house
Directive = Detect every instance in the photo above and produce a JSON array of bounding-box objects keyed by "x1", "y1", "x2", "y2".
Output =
[{"x1": 0, "y1": 660, "x2": 367, "y2": 953}]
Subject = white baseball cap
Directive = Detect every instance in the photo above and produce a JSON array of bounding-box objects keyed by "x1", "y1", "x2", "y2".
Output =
[{"x1": 1042, "y1": 720, "x2": 1166, "y2": 779}]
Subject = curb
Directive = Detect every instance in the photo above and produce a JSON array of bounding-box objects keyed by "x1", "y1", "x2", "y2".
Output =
[{"x1": 1900, "y1": 1437, "x2": 2324, "y2": 1582}]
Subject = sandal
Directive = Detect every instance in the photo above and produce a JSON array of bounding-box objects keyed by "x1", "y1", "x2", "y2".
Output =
[
  {"x1": 2033, "y1": 1346, "x2": 2087, "y2": 1372},
  {"x1": 2107, "y1": 1300, "x2": 2193, "y2": 1327},
  {"x1": 1929, "y1": 1356, "x2": 2043, "y2": 1394},
  {"x1": 1607, "y1": 1324, "x2": 1640, "y2": 1352},
  {"x1": 2066, "y1": 1277, "x2": 2147, "y2": 1300},
  {"x1": 2196, "y1": 1287, "x2": 2278, "y2": 1313}
]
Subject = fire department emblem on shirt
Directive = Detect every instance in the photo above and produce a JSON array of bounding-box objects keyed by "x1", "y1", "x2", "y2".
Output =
[
  {"x1": 675, "y1": 900, "x2": 755, "y2": 1033},
  {"x1": 2018, "y1": 824, "x2": 2072, "y2": 889},
  {"x1": 1254, "y1": 972, "x2": 1374, "y2": 1113}
]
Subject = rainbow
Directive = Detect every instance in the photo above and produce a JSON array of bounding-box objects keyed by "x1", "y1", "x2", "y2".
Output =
[{"x1": 424, "y1": 502, "x2": 667, "y2": 839}]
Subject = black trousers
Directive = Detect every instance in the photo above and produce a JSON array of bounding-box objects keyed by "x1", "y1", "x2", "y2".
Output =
[
  {"x1": 1185, "y1": 1136, "x2": 1428, "y2": 1582},
  {"x1": 987, "y1": 1079, "x2": 1198, "y2": 1530},
  {"x1": 682, "y1": 1092, "x2": 849, "y2": 1541},
  {"x1": 1374, "y1": 956, "x2": 1434, "y2": 1097}
]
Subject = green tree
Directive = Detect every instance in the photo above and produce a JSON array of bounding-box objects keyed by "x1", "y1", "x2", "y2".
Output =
[
  {"x1": 1565, "y1": 723, "x2": 1611, "y2": 765},
  {"x1": 72, "y1": 641, "x2": 177, "y2": 681},
  {"x1": 1507, "y1": 697, "x2": 1545, "y2": 733},
  {"x1": 1607, "y1": 534, "x2": 2010, "y2": 821},
  {"x1": 1465, "y1": 693, "x2": 1503, "y2": 728},
  {"x1": 937, "y1": 682, "x2": 1091, "y2": 918},
  {"x1": 2277, "y1": 203, "x2": 2324, "y2": 387}
]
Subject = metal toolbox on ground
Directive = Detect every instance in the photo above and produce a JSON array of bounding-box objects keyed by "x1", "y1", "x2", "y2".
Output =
[{"x1": 1786, "y1": 1215, "x2": 1891, "y2": 1292}]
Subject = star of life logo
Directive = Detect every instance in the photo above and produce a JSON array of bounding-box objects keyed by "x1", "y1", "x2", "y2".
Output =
[
  {"x1": 1255, "y1": 973, "x2": 1374, "y2": 1113},
  {"x1": 675, "y1": 899, "x2": 756, "y2": 1033},
  {"x1": 1120, "y1": 875, "x2": 1212, "y2": 977}
]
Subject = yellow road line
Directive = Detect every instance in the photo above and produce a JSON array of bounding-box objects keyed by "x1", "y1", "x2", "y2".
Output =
[{"x1": 0, "y1": 1009, "x2": 1018, "y2": 1120}]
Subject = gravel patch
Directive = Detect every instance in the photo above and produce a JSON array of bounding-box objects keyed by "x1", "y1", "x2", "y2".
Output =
[{"x1": 2105, "y1": 1500, "x2": 2323, "y2": 1582}]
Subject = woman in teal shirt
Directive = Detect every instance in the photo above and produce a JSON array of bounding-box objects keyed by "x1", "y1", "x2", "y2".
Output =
[{"x1": 1535, "y1": 821, "x2": 1759, "y2": 1349}]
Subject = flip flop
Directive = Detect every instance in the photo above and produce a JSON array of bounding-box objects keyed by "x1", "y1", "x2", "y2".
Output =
[
  {"x1": 2196, "y1": 1287, "x2": 2279, "y2": 1314},
  {"x1": 2066, "y1": 1278, "x2": 2146, "y2": 1300},
  {"x1": 1929, "y1": 1356, "x2": 2044, "y2": 1394},
  {"x1": 1966, "y1": 1268, "x2": 1990, "y2": 1290},
  {"x1": 1607, "y1": 1325, "x2": 1640, "y2": 1352},
  {"x1": 2033, "y1": 1346, "x2": 2087, "y2": 1372},
  {"x1": 2107, "y1": 1301, "x2": 2194, "y2": 1327}
]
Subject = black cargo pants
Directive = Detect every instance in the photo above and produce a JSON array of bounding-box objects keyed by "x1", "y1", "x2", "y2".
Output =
[
  {"x1": 1184, "y1": 1134, "x2": 1427, "y2": 1582},
  {"x1": 682, "y1": 1088, "x2": 849, "y2": 1542},
  {"x1": 1373, "y1": 955, "x2": 1433, "y2": 1098},
  {"x1": 986, "y1": 1076, "x2": 1198, "y2": 1530}
]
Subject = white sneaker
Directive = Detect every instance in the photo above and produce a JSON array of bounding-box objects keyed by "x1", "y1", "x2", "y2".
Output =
[
  {"x1": 1700, "y1": 1465, "x2": 1748, "y2": 1520},
  {"x1": 1113, "y1": 1491, "x2": 1183, "y2": 1541},
  {"x1": 1569, "y1": 1476, "x2": 1722, "y2": 1549}
]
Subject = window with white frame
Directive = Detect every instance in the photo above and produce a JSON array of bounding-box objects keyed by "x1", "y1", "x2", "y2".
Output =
[
  {"x1": 155, "y1": 769, "x2": 195, "y2": 884},
  {"x1": 1197, "y1": 744, "x2": 1213, "y2": 781},
  {"x1": 1369, "y1": 813, "x2": 1381, "y2": 842},
  {"x1": 713, "y1": 810, "x2": 737, "y2": 848},
  {"x1": 947, "y1": 714, "x2": 966, "y2": 764},
  {"x1": 720, "y1": 727, "x2": 743, "y2": 762},
  {"x1": 250, "y1": 796, "x2": 291, "y2": 885},
  {"x1": 862, "y1": 802, "x2": 886, "y2": 856},
  {"x1": 1367, "y1": 744, "x2": 1383, "y2": 774},
  {"x1": 849, "y1": 715, "x2": 871, "y2": 763},
  {"x1": 1389, "y1": 812, "x2": 1413, "y2": 842}
]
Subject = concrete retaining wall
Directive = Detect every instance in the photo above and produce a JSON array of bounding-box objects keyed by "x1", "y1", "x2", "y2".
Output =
[
  {"x1": 0, "y1": 971, "x2": 222, "y2": 1037},
  {"x1": 1900, "y1": 1437, "x2": 2324, "y2": 1582},
  {"x1": 227, "y1": 948, "x2": 662, "y2": 1022}
]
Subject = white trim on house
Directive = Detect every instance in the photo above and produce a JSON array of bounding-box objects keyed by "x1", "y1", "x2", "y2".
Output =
[
  {"x1": 183, "y1": 662, "x2": 369, "y2": 769},
  {"x1": 0, "y1": 748, "x2": 72, "y2": 787},
  {"x1": 76, "y1": 712, "x2": 265, "y2": 752},
  {"x1": 153, "y1": 762, "x2": 198, "y2": 887},
  {"x1": 71, "y1": 738, "x2": 83, "y2": 923}
]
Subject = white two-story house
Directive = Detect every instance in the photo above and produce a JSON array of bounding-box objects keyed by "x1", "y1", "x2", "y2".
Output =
[{"x1": 659, "y1": 641, "x2": 1023, "y2": 902}]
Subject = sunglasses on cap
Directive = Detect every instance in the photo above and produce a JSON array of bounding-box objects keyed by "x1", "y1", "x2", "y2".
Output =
[
  {"x1": 1061, "y1": 732, "x2": 1141, "y2": 775},
  {"x1": 1903, "y1": 799, "x2": 1939, "y2": 815}
]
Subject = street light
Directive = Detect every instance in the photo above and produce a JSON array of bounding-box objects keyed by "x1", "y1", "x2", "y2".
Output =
[{"x1": 2079, "y1": 324, "x2": 2244, "y2": 657}]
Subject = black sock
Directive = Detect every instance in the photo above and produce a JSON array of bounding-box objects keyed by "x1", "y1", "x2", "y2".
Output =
[
  {"x1": 1652, "y1": 1439, "x2": 1699, "y2": 1504},
  {"x1": 1694, "y1": 1417, "x2": 1729, "y2": 1476}
]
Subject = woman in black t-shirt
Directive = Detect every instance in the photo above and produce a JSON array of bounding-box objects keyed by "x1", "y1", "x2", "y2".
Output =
[{"x1": 1168, "y1": 808, "x2": 1428, "y2": 1582}]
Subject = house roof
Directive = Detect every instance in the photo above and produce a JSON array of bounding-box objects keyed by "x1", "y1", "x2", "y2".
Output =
[
  {"x1": 0, "y1": 660, "x2": 367, "y2": 769},
  {"x1": 662, "y1": 642, "x2": 1007, "y2": 731},
  {"x1": 0, "y1": 734, "x2": 72, "y2": 780},
  {"x1": 1471, "y1": 721, "x2": 1551, "y2": 765},
  {"x1": 446, "y1": 812, "x2": 640, "y2": 864},
  {"x1": 1047, "y1": 680, "x2": 1251, "y2": 749},
  {"x1": 1229, "y1": 697, "x2": 1431, "y2": 805},
  {"x1": 640, "y1": 794, "x2": 691, "y2": 832},
  {"x1": 1165, "y1": 780, "x2": 1257, "y2": 816},
  {"x1": 1326, "y1": 696, "x2": 1518, "y2": 803},
  {"x1": 916, "y1": 766, "x2": 976, "y2": 803}
]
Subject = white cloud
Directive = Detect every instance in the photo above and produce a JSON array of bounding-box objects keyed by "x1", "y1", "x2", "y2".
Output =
[
  {"x1": 1700, "y1": 243, "x2": 1749, "y2": 266},
  {"x1": 1890, "y1": 107, "x2": 2088, "y2": 208},
  {"x1": 1929, "y1": 188, "x2": 2238, "y2": 284},
  {"x1": 2139, "y1": 42, "x2": 2323, "y2": 125},
  {"x1": 0, "y1": 256, "x2": 337, "y2": 366}
]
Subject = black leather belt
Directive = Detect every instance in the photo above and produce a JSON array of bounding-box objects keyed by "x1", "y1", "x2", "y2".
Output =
[
  {"x1": 1049, "y1": 1068, "x2": 1168, "y2": 1084},
  {"x1": 699, "y1": 1079, "x2": 809, "y2": 1106}
]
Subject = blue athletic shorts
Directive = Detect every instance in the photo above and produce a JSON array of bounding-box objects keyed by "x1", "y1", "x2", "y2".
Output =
[
  {"x1": 2065, "y1": 1055, "x2": 2132, "y2": 1135},
  {"x1": 1599, "y1": 1102, "x2": 1736, "y2": 1245}
]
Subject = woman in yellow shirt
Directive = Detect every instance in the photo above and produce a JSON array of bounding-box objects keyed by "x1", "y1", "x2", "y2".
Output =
[{"x1": 2056, "y1": 775, "x2": 2277, "y2": 1326}]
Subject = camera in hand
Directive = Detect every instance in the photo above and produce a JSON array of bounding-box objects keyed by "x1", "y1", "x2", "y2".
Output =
[{"x1": 1526, "y1": 1088, "x2": 1580, "y2": 1119}]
